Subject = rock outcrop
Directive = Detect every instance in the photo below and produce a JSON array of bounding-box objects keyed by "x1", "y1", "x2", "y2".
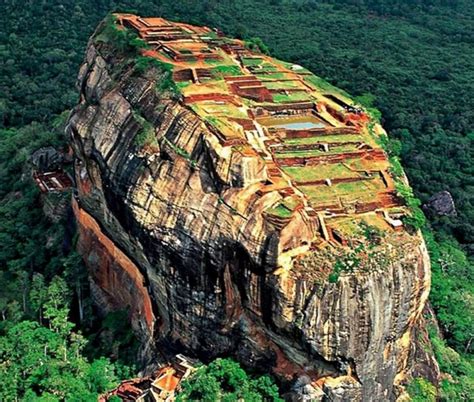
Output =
[
  {"x1": 423, "y1": 190, "x2": 457, "y2": 217},
  {"x1": 67, "y1": 15, "x2": 439, "y2": 400}
]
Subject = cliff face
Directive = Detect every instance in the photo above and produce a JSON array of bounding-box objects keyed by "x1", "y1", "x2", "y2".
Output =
[{"x1": 68, "y1": 15, "x2": 439, "y2": 400}]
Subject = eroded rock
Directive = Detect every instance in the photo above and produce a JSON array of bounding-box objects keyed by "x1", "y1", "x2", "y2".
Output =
[{"x1": 67, "y1": 15, "x2": 439, "y2": 401}]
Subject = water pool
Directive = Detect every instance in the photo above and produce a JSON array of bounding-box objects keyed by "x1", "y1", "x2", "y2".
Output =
[{"x1": 271, "y1": 121, "x2": 326, "y2": 130}]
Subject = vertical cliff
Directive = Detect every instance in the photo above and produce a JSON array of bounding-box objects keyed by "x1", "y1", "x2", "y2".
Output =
[{"x1": 67, "y1": 15, "x2": 439, "y2": 400}]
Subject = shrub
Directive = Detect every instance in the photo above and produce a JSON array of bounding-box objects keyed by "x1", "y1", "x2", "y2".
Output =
[
  {"x1": 395, "y1": 182, "x2": 426, "y2": 231},
  {"x1": 407, "y1": 378, "x2": 436, "y2": 402},
  {"x1": 176, "y1": 358, "x2": 282, "y2": 401},
  {"x1": 96, "y1": 15, "x2": 148, "y2": 54},
  {"x1": 244, "y1": 37, "x2": 270, "y2": 54}
]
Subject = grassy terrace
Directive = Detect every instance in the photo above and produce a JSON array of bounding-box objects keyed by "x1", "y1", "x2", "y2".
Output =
[
  {"x1": 117, "y1": 14, "x2": 399, "y2": 240},
  {"x1": 300, "y1": 178, "x2": 383, "y2": 205},
  {"x1": 211, "y1": 65, "x2": 243, "y2": 77},
  {"x1": 257, "y1": 72, "x2": 290, "y2": 80},
  {"x1": 282, "y1": 134, "x2": 363, "y2": 145},
  {"x1": 274, "y1": 144, "x2": 359, "y2": 158},
  {"x1": 272, "y1": 91, "x2": 313, "y2": 103},
  {"x1": 283, "y1": 164, "x2": 359, "y2": 181},
  {"x1": 263, "y1": 80, "x2": 303, "y2": 90},
  {"x1": 267, "y1": 203, "x2": 293, "y2": 218},
  {"x1": 303, "y1": 74, "x2": 353, "y2": 99},
  {"x1": 197, "y1": 103, "x2": 248, "y2": 119},
  {"x1": 242, "y1": 57, "x2": 263, "y2": 66},
  {"x1": 346, "y1": 158, "x2": 388, "y2": 172},
  {"x1": 329, "y1": 214, "x2": 391, "y2": 238}
]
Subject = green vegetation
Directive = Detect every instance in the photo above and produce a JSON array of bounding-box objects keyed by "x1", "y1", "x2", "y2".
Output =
[
  {"x1": 407, "y1": 377, "x2": 437, "y2": 402},
  {"x1": 267, "y1": 203, "x2": 293, "y2": 218},
  {"x1": 424, "y1": 231, "x2": 474, "y2": 354},
  {"x1": 360, "y1": 222, "x2": 384, "y2": 245},
  {"x1": 263, "y1": 80, "x2": 301, "y2": 90},
  {"x1": 98, "y1": 17, "x2": 179, "y2": 96},
  {"x1": 176, "y1": 358, "x2": 282, "y2": 402},
  {"x1": 283, "y1": 164, "x2": 354, "y2": 181},
  {"x1": 0, "y1": 275, "x2": 128, "y2": 400},
  {"x1": 259, "y1": 72, "x2": 287, "y2": 80},
  {"x1": 162, "y1": 137, "x2": 198, "y2": 168},
  {"x1": 134, "y1": 56, "x2": 178, "y2": 96},
  {"x1": 272, "y1": 91, "x2": 311, "y2": 103},
  {"x1": 354, "y1": 93, "x2": 382, "y2": 121},
  {"x1": 242, "y1": 57, "x2": 264, "y2": 67},
  {"x1": 328, "y1": 246, "x2": 363, "y2": 283},
  {"x1": 212, "y1": 64, "x2": 243, "y2": 77},
  {"x1": 428, "y1": 326, "x2": 474, "y2": 400},
  {"x1": 284, "y1": 134, "x2": 362, "y2": 145},
  {"x1": 395, "y1": 182, "x2": 427, "y2": 231},
  {"x1": 304, "y1": 75, "x2": 352, "y2": 99},
  {"x1": 95, "y1": 14, "x2": 149, "y2": 53},
  {"x1": 133, "y1": 110, "x2": 157, "y2": 148},
  {"x1": 244, "y1": 37, "x2": 270, "y2": 55}
]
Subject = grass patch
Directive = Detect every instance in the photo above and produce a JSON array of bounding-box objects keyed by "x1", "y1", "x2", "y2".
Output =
[
  {"x1": 263, "y1": 80, "x2": 302, "y2": 90},
  {"x1": 242, "y1": 57, "x2": 263, "y2": 66},
  {"x1": 274, "y1": 149, "x2": 325, "y2": 158},
  {"x1": 176, "y1": 81, "x2": 192, "y2": 90},
  {"x1": 303, "y1": 74, "x2": 352, "y2": 99},
  {"x1": 281, "y1": 196, "x2": 301, "y2": 211},
  {"x1": 259, "y1": 72, "x2": 289, "y2": 80},
  {"x1": 273, "y1": 91, "x2": 312, "y2": 103},
  {"x1": 212, "y1": 64, "x2": 243, "y2": 77},
  {"x1": 283, "y1": 134, "x2": 362, "y2": 145},
  {"x1": 274, "y1": 144, "x2": 357, "y2": 158},
  {"x1": 267, "y1": 203, "x2": 293, "y2": 218},
  {"x1": 283, "y1": 164, "x2": 355, "y2": 181}
]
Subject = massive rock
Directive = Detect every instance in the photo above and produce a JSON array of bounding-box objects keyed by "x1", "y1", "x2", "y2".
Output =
[
  {"x1": 67, "y1": 15, "x2": 439, "y2": 400},
  {"x1": 423, "y1": 190, "x2": 457, "y2": 217}
]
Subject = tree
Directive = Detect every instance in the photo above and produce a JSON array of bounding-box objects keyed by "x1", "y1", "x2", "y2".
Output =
[
  {"x1": 0, "y1": 320, "x2": 119, "y2": 400},
  {"x1": 63, "y1": 252, "x2": 88, "y2": 325},
  {"x1": 30, "y1": 273, "x2": 47, "y2": 324},
  {"x1": 44, "y1": 276, "x2": 72, "y2": 336},
  {"x1": 177, "y1": 358, "x2": 283, "y2": 401}
]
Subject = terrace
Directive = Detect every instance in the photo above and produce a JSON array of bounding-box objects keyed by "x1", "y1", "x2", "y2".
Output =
[{"x1": 116, "y1": 13, "x2": 408, "y2": 251}]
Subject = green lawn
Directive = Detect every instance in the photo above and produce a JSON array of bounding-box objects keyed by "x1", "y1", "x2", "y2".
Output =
[
  {"x1": 267, "y1": 203, "x2": 293, "y2": 218},
  {"x1": 272, "y1": 91, "x2": 312, "y2": 103},
  {"x1": 212, "y1": 64, "x2": 243, "y2": 77},
  {"x1": 263, "y1": 80, "x2": 302, "y2": 90},
  {"x1": 274, "y1": 144, "x2": 358, "y2": 158},
  {"x1": 283, "y1": 164, "x2": 357, "y2": 181},
  {"x1": 242, "y1": 57, "x2": 263, "y2": 66},
  {"x1": 303, "y1": 74, "x2": 353, "y2": 99},
  {"x1": 258, "y1": 72, "x2": 290, "y2": 80},
  {"x1": 283, "y1": 134, "x2": 362, "y2": 145}
]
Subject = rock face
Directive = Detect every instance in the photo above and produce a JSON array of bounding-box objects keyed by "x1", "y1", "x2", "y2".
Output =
[
  {"x1": 68, "y1": 16, "x2": 439, "y2": 400},
  {"x1": 423, "y1": 191, "x2": 457, "y2": 217}
]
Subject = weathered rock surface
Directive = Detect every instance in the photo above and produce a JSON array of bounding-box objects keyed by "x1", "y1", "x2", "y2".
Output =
[
  {"x1": 423, "y1": 190, "x2": 457, "y2": 217},
  {"x1": 67, "y1": 19, "x2": 439, "y2": 401}
]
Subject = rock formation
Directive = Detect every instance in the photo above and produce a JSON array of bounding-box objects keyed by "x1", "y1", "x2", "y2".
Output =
[
  {"x1": 67, "y1": 14, "x2": 439, "y2": 400},
  {"x1": 423, "y1": 190, "x2": 457, "y2": 217}
]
